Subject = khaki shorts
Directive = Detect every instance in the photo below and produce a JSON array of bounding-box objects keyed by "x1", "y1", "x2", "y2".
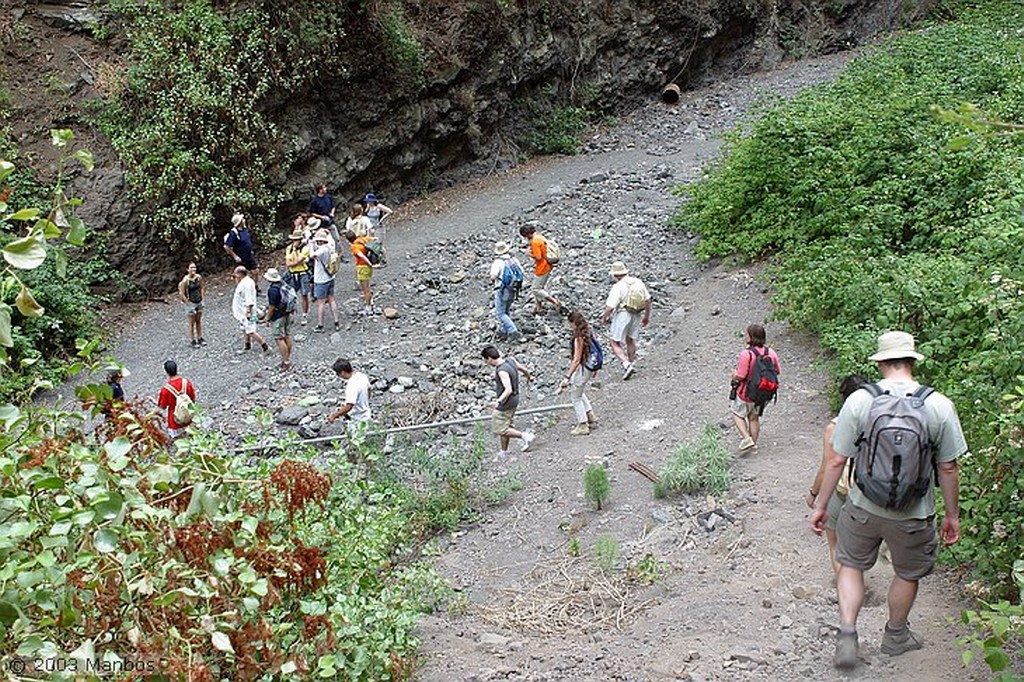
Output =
[
  {"x1": 730, "y1": 396, "x2": 758, "y2": 418},
  {"x1": 271, "y1": 315, "x2": 291, "y2": 340},
  {"x1": 356, "y1": 265, "x2": 373, "y2": 282},
  {"x1": 491, "y1": 408, "x2": 515, "y2": 435},
  {"x1": 610, "y1": 309, "x2": 641, "y2": 343},
  {"x1": 835, "y1": 502, "x2": 938, "y2": 581},
  {"x1": 825, "y1": 491, "x2": 846, "y2": 532}
]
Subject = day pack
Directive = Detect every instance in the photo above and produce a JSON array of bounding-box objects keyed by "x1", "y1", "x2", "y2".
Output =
[
  {"x1": 323, "y1": 250, "x2": 340, "y2": 276},
  {"x1": 622, "y1": 277, "x2": 648, "y2": 313},
  {"x1": 500, "y1": 257, "x2": 525, "y2": 297},
  {"x1": 745, "y1": 346, "x2": 779, "y2": 406},
  {"x1": 167, "y1": 379, "x2": 194, "y2": 427},
  {"x1": 853, "y1": 383, "x2": 936, "y2": 510},
  {"x1": 584, "y1": 332, "x2": 604, "y2": 372},
  {"x1": 279, "y1": 282, "x2": 298, "y2": 314},
  {"x1": 364, "y1": 239, "x2": 384, "y2": 265},
  {"x1": 546, "y1": 237, "x2": 562, "y2": 265}
]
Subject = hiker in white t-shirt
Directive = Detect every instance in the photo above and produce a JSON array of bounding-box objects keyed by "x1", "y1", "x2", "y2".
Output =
[
  {"x1": 599, "y1": 261, "x2": 651, "y2": 381},
  {"x1": 326, "y1": 358, "x2": 372, "y2": 428}
]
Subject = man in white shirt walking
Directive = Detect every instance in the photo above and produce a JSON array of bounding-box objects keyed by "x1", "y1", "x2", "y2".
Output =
[
  {"x1": 599, "y1": 261, "x2": 651, "y2": 380},
  {"x1": 327, "y1": 358, "x2": 371, "y2": 426}
]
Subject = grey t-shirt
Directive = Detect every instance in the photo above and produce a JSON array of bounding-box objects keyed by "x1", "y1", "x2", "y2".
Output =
[
  {"x1": 494, "y1": 357, "x2": 520, "y2": 412},
  {"x1": 831, "y1": 378, "x2": 968, "y2": 520}
]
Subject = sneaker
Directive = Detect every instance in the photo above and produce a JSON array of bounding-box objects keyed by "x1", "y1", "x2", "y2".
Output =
[
  {"x1": 244, "y1": 342, "x2": 252, "y2": 351},
  {"x1": 622, "y1": 362, "x2": 636, "y2": 380},
  {"x1": 493, "y1": 449, "x2": 509, "y2": 463},
  {"x1": 881, "y1": 624, "x2": 923, "y2": 656},
  {"x1": 190, "y1": 339, "x2": 198, "y2": 348},
  {"x1": 198, "y1": 337, "x2": 207, "y2": 346},
  {"x1": 521, "y1": 431, "x2": 536, "y2": 452},
  {"x1": 334, "y1": 321, "x2": 340, "y2": 331},
  {"x1": 301, "y1": 316, "x2": 308, "y2": 326},
  {"x1": 739, "y1": 436, "x2": 756, "y2": 451},
  {"x1": 261, "y1": 343, "x2": 270, "y2": 353},
  {"x1": 586, "y1": 410, "x2": 599, "y2": 425},
  {"x1": 570, "y1": 423, "x2": 590, "y2": 436},
  {"x1": 313, "y1": 325, "x2": 324, "y2": 333},
  {"x1": 834, "y1": 631, "x2": 859, "y2": 669},
  {"x1": 507, "y1": 331, "x2": 523, "y2": 342}
]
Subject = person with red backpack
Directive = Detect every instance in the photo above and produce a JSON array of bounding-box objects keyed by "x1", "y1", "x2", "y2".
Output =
[{"x1": 729, "y1": 323, "x2": 781, "y2": 452}]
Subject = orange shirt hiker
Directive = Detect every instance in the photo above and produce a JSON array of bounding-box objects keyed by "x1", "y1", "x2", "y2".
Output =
[{"x1": 529, "y1": 233, "x2": 552, "y2": 276}]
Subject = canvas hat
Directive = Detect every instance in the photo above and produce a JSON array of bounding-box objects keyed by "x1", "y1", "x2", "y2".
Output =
[
  {"x1": 231, "y1": 213, "x2": 244, "y2": 228},
  {"x1": 868, "y1": 331, "x2": 925, "y2": 362},
  {"x1": 494, "y1": 241, "x2": 511, "y2": 256},
  {"x1": 364, "y1": 193, "x2": 378, "y2": 203},
  {"x1": 288, "y1": 230, "x2": 304, "y2": 240},
  {"x1": 263, "y1": 268, "x2": 283, "y2": 283},
  {"x1": 314, "y1": 229, "x2": 330, "y2": 242},
  {"x1": 306, "y1": 216, "x2": 322, "y2": 230},
  {"x1": 609, "y1": 261, "x2": 628, "y2": 276}
]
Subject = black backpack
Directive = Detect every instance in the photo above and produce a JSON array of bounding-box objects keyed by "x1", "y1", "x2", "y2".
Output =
[
  {"x1": 746, "y1": 346, "x2": 779, "y2": 406},
  {"x1": 853, "y1": 384, "x2": 936, "y2": 510}
]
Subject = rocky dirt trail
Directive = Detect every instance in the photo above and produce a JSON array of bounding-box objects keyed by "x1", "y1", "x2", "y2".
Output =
[{"x1": 60, "y1": 51, "x2": 986, "y2": 681}]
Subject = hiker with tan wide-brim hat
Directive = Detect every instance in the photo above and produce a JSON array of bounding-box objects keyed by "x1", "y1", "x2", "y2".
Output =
[
  {"x1": 489, "y1": 241, "x2": 524, "y2": 342},
  {"x1": 599, "y1": 260, "x2": 651, "y2": 380},
  {"x1": 285, "y1": 222, "x2": 313, "y2": 325},
  {"x1": 810, "y1": 329, "x2": 967, "y2": 671}
]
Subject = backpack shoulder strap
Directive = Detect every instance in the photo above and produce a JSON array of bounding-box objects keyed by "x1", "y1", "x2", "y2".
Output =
[
  {"x1": 164, "y1": 381, "x2": 180, "y2": 397},
  {"x1": 180, "y1": 379, "x2": 189, "y2": 395},
  {"x1": 912, "y1": 385, "x2": 934, "y2": 400},
  {"x1": 863, "y1": 383, "x2": 884, "y2": 398}
]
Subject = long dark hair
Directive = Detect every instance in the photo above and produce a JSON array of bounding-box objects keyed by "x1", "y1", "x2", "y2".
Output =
[{"x1": 567, "y1": 310, "x2": 590, "y2": 340}]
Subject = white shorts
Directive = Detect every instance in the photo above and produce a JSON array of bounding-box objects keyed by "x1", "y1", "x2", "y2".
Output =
[{"x1": 610, "y1": 309, "x2": 641, "y2": 343}]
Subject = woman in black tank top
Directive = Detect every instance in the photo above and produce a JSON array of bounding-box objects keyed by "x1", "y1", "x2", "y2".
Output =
[{"x1": 178, "y1": 262, "x2": 206, "y2": 347}]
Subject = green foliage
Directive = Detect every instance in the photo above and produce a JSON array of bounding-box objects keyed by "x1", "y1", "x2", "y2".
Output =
[
  {"x1": 959, "y1": 560, "x2": 1024, "y2": 681},
  {"x1": 0, "y1": 393, "x2": 477, "y2": 679},
  {"x1": 672, "y1": 1, "x2": 1024, "y2": 597},
  {"x1": 0, "y1": 130, "x2": 108, "y2": 402},
  {"x1": 583, "y1": 463, "x2": 610, "y2": 510},
  {"x1": 628, "y1": 552, "x2": 667, "y2": 585},
  {"x1": 377, "y1": 6, "x2": 426, "y2": 84},
  {"x1": 528, "y1": 105, "x2": 591, "y2": 155},
  {"x1": 656, "y1": 423, "x2": 733, "y2": 497},
  {"x1": 567, "y1": 537, "x2": 581, "y2": 557},
  {"x1": 97, "y1": 0, "x2": 348, "y2": 246},
  {"x1": 591, "y1": 535, "x2": 619, "y2": 573}
]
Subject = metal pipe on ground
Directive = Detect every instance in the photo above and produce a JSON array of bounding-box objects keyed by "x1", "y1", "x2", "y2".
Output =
[
  {"x1": 232, "y1": 402, "x2": 574, "y2": 453},
  {"x1": 661, "y1": 83, "x2": 681, "y2": 104}
]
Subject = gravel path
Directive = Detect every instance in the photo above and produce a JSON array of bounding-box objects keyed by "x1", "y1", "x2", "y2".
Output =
[{"x1": 63, "y1": 50, "x2": 985, "y2": 682}]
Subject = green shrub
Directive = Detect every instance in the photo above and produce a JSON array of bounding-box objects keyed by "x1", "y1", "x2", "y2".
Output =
[
  {"x1": 583, "y1": 463, "x2": 610, "y2": 510},
  {"x1": 97, "y1": 0, "x2": 348, "y2": 247},
  {"x1": 528, "y1": 105, "x2": 591, "y2": 155},
  {"x1": 656, "y1": 423, "x2": 733, "y2": 497},
  {"x1": 673, "y1": 1, "x2": 1024, "y2": 597},
  {"x1": 592, "y1": 535, "x2": 619, "y2": 572}
]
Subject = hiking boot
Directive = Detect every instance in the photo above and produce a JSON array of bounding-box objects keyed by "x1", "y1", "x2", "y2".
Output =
[
  {"x1": 301, "y1": 315, "x2": 308, "y2": 326},
  {"x1": 586, "y1": 410, "x2": 598, "y2": 425},
  {"x1": 334, "y1": 321, "x2": 341, "y2": 331},
  {"x1": 623, "y1": 362, "x2": 636, "y2": 380},
  {"x1": 739, "y1": 436, "x2": 756, "y2": 451},
  {"x1": 244, "y1": 341, "x2": 252, "y2": 351},
  {"x1": 834, "y1": 630, "x2": 859, "y2": 669},
  {"x1": 261, "y1": 343, "x2": 270, "y2": 353},
  {"x1": 198, "y1": 337, "x2": 207, "y2": 346},
  {"x1": 190, "y1": 339, "x2": 198, "y2": 348},
  {"x1": 507, "y1": 331, "x2": 524, "y2": 343},
  {"x1": 881, "y1": 624, "x2": 923, "y2": 656},
  {"x1": 521, "y1": 431, "x2": 536, "y2": 452},
  {"x1": 313, "y1": 325, "x2": 324, "y2": 333},
  {"x1": 570, "y1": 422, "x2": 590, "y2": 436}
]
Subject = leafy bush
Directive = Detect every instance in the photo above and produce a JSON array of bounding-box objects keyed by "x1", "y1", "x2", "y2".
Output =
[
  {"x1": 654, "y1": 423, "x2": 733, "y2": 497},
  {"x1": 97, "y1": 0, "x2": 348, "y2": 246},
  {"x1": 528, "y1": 106, "x2": 592, "y2": 155},
  {"x1": 0, "y1": 391, "x2": 491, "y2": 679},
  {"x1": 0, "y1": 130, "x2": 109, "y2": 402},
  {"x1": 959, "y1": 559, "x2": 1024, "y2": 681},
  {"x1": 673, "y1": 1, "x2": 1024, "y2": 597}
]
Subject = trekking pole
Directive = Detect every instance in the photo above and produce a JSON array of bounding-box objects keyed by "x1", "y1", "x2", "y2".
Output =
[{"x1": 232, "y1": 402, "x2": 573, "y2": 453}]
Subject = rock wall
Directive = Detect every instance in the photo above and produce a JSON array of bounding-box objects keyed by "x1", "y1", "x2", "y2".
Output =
[{"x1": 5, "y1": 0, "x2": 935, "y2": 295}]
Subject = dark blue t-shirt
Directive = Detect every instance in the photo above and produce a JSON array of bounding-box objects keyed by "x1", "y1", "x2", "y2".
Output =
[
  {"x1": 307, "y1": 194, "x2": 335, "y2": 222},
  {"x1": 225, "y1": 227, "x2": 255, "y2": 265},
  {"x1": 267, "y1": 283, "x2": 287, "y2": 320}
]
